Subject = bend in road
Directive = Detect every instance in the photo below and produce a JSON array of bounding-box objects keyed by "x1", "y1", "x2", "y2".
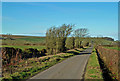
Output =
[{"x1": 27, "y1": 47, "x2": 93, "y2": 80}]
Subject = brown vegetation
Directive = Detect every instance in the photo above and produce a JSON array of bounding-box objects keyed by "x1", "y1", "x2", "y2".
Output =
[
  {"x1": 96, "y1": 45, "x2": 119, "y2": 80},
  {"x1": 2, "y1": 47, "x2": 47, "y2": 67}
]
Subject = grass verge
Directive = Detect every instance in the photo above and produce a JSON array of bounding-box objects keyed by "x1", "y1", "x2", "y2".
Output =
[{"x1": 84, "y1": 48, "x2": 103, "y2": 80}]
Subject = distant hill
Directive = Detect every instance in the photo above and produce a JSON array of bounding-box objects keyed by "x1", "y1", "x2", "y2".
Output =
[{"x1": 1, "y1": 34, "x2": 46, "y2": 38}]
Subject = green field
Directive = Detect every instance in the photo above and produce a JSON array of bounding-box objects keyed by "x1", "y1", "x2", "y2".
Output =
[
  {"x1": 1, "y1": 35, "x2": 46, "y2": 45},
  {"x1": 1, "y1": 35, "x2": 115, "y2": 46},
  {"x1": 1, "y1": 35, "x2": 46, "y2": 50},
  {"x1": 104, "y1": 47, "x2": 120, "y2": 51},
  {"x1": 75, "y1": 38, "x2": 115, "y2": 46},
  {"x1": 1, "y1": 35, "x2": 116, "y2": 51},
  {"x1": 17, "y1": 37, "x2": 45, "y2": 44}
]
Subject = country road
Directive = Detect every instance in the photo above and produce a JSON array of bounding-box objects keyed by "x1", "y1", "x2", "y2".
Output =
[{"x1": 27, "y1": 47, "x2": 93, "y2": 80}]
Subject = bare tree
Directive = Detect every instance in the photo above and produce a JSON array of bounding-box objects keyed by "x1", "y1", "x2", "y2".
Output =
[
  {"x1": 74, "y1": 28, "x2": 89, "y2": 37},
  {"x1": 74, "y1": 28, "x2": 89, "y2": 48}
]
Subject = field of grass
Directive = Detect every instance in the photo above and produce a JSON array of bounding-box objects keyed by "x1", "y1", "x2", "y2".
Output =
[
  {"x1": 77, "y1": 38, "x2": 115, "y2": 47},
  {"x1": 1, "y1": 35, "x2": 116, "y2": 54},
  {"x1": 1, "y1": 35, "x2": 46, "y2": 51},
  {"x1": 85, "y1": 48, "x2": 103, "y2": 80},
  {"x1": 104, "y1": 46, "x2": 120, "y2": 51},
  {"x1": 1, "y1": 35, "x2": 116, "y2": 53},
  {"x1": 1, "y1": 35, "x2": 46, "y2": 46},
  {"x1": 1, "y1": 35, "x2": 115, "y2": 46}
]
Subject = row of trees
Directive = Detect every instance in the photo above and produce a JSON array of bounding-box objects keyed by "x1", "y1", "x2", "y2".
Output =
[
  {"x1": 46, "y1": 24, "x2": 89, "y2": 55},
  {"x1": 46, "y1": 24, "x2": 74, "y2": 54}
]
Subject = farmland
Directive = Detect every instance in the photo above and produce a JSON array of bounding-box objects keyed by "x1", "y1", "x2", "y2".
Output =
[
  {"x1": 1, "y1": 35, "x2": 46, "y2": 45},
  {"x1": 1, "y1": 35, "x2": 46, "y2": 51},
  {"x1": 0, "y1": 34, "x2": 118, "y2": 80},
  {"x1": 1, "y1": 34, "x2": 116, "y2": 51},
  {"x1": 104, "y1": 46, "x2": 120, "y2": 51}
]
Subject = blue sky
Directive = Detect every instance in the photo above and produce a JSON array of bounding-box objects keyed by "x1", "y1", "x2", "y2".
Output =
[
  {"x1": 2, "y1": 2, "x2": 118, "y2": 40},
  {"x1": 2, "y1": 0, "x2": 120, "y2": 2}
]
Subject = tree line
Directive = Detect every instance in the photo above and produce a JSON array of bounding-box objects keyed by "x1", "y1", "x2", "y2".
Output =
[{"x1": 46, "y1": 24, "x2": 89, "y2": 55}]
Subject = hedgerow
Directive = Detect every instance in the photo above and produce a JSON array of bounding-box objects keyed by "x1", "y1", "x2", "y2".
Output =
[
  {"x1": 96, "y1": 45, "x2": 119, "y2": 80},
  {"x1": 2, "y1": 47, "x2": 47, "y2": 67}
]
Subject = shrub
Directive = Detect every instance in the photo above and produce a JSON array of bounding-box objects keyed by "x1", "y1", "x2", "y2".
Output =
[
  {"x1": 79, "y1": 45, "x2": 84, "y2": 48},
  {"x1": 24, "y1": 48, "x2": 40, "y2": 58},
  {"x1": 2, "y1": 47, "x2": 22, "y2": 66},
  {"x1": 40, "y1": 49, "x2": 47, "y2": 56},
  {"x1": 65, "y1": 37, "x2": 75, "y2": 49}
]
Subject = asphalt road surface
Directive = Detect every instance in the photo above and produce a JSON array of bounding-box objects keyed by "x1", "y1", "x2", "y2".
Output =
[{"x1": 27, "y1": 47, "x2": 93, "y2": 80}]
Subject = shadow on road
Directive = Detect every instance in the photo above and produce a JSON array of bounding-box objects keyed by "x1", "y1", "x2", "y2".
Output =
[
  {"x1": 78, "y1": 52, "x2": 91, "y2": 55},
  {"x1": 66, "y1": 47, "x2": 92, "y2": 56},
  {"x1": 75, "y1": 49, "x2": 84, "y2": 52},
  {"x1": 66, "y1": 51, "x2": 80, "y2": 55}
]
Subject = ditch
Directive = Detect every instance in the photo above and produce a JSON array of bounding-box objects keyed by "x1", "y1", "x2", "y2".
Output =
[{"x1": 96, "y1": 49, "x2": 117, "y2": 81}]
